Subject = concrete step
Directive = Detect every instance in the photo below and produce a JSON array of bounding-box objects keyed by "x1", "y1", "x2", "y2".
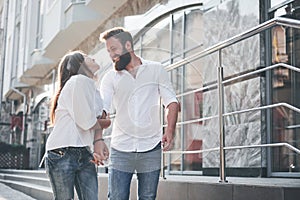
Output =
[
  {"x1": 0, "y1": 179, "x2": 52, "y2": 200},
  {"x1": 1, "y1": 169, "x2": 300, "y2": 200},
  {"x1": 0, "y1": 169, "x2": 47, "y2": 178},
  {"x1": 0, "y1": 169, "x2": 52, "y2": 199},
  {"x1": 0, "y1": 169, "x2": 85, "y2": 200},
  {"x1": 0, "y1": 173, "x2": 50, "y2": 187},
  {"x1": 0, "y1": 182, "x2": 37, "y2": 200},
  {"x1": 156, "y1": 175, "x2": 300, "y2": 200}
]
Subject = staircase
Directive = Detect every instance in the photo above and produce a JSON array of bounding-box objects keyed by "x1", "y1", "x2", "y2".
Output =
[
  {"x1": 0, "y1": 169, "x2": 52, "y2": 200},
  {"x1": 1, "y1": 168, "x2": 300, "y2": 200}
]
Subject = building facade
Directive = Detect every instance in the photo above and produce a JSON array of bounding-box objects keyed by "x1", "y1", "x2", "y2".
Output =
[{"x1": 0, "y1": 0, "x2": 299, "y2": 178}]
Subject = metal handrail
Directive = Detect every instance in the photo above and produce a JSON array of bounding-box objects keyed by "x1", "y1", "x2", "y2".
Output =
[
  {"x1": 175, "y1": 63, "x2": 300, "y2": 99},
  {"x1": 164, "y1": 142, "x2": 300, "y2": 155},
  {"x1": 170, "y1": 102, "x2": 300, "y2": 127},
  {"x1": 163, "y1": 16, "x2": 300, "y2": 181},
  {"x1": 165, "y1": 17, "x2": 300, "y2": 72}
]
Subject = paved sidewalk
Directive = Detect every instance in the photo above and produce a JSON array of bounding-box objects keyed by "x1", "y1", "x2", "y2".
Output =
[{"x1": 0, "y1": 182, "x2": 37, "y2": 200}]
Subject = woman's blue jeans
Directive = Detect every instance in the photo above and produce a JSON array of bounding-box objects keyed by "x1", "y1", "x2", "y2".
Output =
[
  {"x1": 45, "y1": 147, "x2": 98, "y2": 200},
  {"x1": 108, "y1": 144, "x2": 161, "y2": 200}
]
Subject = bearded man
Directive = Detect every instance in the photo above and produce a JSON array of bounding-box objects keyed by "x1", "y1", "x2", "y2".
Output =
[{"x1": 99, "y1": 27, "x2": 179, "y2": 200}]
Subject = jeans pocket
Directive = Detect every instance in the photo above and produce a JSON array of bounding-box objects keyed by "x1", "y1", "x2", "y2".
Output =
[
  {"x1": 47, "y1": 149, "x2": 66, "y2": 162},
  {"x1": 85, "y1": 148, "x2": 94, "y2": 160}
]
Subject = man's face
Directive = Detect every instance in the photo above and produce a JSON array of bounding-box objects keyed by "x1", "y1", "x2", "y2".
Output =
[{"x1": 106, "y1": 37, "x2": 131, "y2": 71}]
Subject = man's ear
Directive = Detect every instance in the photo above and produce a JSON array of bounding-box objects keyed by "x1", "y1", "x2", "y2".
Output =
[{"x1": 125, "y1": 41, "x2": 132, "y2": 51}]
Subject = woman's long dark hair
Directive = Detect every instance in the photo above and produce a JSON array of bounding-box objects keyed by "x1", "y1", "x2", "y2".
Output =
[{"x1": 50, "y1": 50, "x2": 90, "y2": 125}]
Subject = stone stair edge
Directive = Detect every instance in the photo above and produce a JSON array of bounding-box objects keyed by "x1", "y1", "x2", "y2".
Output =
[
  {"x1": 0, "y1": 179, "x2": 52, "y2": 192},
  {"x1": 0, "y1": 169, "x2": 46, "y2": 173},
  {"x1": 0, "y1": 173, "x2": 49, "y2": 180},
  {"x1": 0, "y1": 179, "x2": 53, "y2": 200}
]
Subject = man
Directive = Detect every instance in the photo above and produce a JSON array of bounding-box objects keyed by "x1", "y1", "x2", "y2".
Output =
[{"x1": 99, "y1": 27, "x2": 179, "y2": 200}]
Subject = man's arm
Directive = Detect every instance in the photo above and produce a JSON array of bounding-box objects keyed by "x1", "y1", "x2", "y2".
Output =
[
  {"x1": 162, "y1": 102, "x2": 179, "y2": 151},
  {"x1": 100, "y1": 70, "x2": 114, "y2": 115}
]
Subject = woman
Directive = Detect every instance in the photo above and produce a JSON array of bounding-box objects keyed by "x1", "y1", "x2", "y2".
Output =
[{"x1": 45, "y1": 50, "x2": 110, "y2": 200}]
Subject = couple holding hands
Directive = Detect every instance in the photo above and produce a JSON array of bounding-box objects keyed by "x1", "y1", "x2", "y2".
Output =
[{"x1": 45, "y1": 27, "x2": 179, "y2": 200}]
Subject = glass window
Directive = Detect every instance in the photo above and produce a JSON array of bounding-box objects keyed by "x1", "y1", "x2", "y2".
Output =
[
  {"x1": 271, "y1": 0, "x2": 289, "y2": 7},
  {"x1": 271, "y1": 25, "x2": 300, "y2": 174},
  {"x1": 269, "y1": 1, "x2": 300, "y2": 175},
  {"x1": 140, "y1": 16, "x2": 170, "y2": 63}
]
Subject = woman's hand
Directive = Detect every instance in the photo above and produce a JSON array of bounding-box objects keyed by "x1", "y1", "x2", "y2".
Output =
[{"x1": 91, "y1": 140, "x2": 109, "y2": 165}]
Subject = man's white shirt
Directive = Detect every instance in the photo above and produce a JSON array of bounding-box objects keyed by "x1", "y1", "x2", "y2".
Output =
[{"x1": 100, "y1": 58, "x2": 177, "y2": 152}]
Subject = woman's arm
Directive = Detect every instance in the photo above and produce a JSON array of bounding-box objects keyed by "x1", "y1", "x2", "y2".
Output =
[{"x1": 91, "y1": 121, "x2": 109, "y2": 165}]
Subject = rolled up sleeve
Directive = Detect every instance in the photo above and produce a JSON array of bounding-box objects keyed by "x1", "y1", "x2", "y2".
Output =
[
  {"x1": 158, "y1": 66, "x2": 178, "y2": 107},
  {"x1": 72, "y1": 77, "x2": 97, "y2": 130}
]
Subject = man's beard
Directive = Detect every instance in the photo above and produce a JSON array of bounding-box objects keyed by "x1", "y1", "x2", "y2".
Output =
[{"x1": 114, "y1": 51, "x2": 131, "y2": 71}]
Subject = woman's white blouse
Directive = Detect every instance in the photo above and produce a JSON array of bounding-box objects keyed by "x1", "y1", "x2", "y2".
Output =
[{"x1": 46, "y1": 75, "x2": 103, "y2": 151}]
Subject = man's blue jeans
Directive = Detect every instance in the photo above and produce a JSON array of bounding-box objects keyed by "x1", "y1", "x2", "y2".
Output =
[
  {"x1": 108, "y1": 143, "x2": 161, "y2": 200},
  {"x1": 45, "y1": 147, "x2": 98, "y2": 200}
]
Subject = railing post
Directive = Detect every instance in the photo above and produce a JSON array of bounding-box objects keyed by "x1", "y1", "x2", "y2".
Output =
[
  {"x1": 161, "y1": 102, "x2": 166, "y2": 179},
  {"x1": 217, "y1": 50, "x2": 227, "y2": 183}
]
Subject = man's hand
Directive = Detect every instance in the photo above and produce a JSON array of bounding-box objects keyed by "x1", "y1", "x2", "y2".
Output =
[
  {"x1": 97, "y1": 111, "x2": 111, "y2": 129},
  {"x1": 162, "y1": 102, "x2": 179, "y2": 151},
  {"x1": 97, "y1": 118, "x2": 111, "y2": 129},
  {"x1": 162, "y1": 130, "x2": 174, "y2": 151},
  {"x1": 91, "y1": 141, "x2": 109, "y2": 165}
]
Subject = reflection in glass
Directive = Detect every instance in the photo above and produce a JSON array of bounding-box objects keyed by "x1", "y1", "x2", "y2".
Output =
[{"x1": 140, "y1": 17, "x2": 170, "y2": 63}]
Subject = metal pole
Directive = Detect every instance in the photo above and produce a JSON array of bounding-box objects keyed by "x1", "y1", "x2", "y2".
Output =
[
  {"x1": 161, "y1": 103, "x2": 166, "y2": 179},
  {"x1": 217, "y1": 50, "x2": 227, "y2": 182}
]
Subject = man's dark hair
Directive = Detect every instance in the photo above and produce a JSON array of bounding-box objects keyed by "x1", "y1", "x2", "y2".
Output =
[{"x1": 99, "y1": 27, "x2": 134, "y2": 50}]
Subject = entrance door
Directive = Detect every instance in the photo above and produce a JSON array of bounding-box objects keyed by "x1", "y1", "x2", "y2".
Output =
[{"x1": 268, "y1": 0, "x2": 300, "y2": 177}]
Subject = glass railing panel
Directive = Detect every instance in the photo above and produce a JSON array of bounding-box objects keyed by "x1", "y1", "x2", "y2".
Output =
[
  {"x1": 192, "y1": 51, "x2": 219, "y2": 85},
  {"x1": 181, "y1": 122, "x2": 203, "y2": 172},
  {"x1": 181, "y1": 60, "x2": 205, "y2": 93},
  {"x1": 163, "y1": 17, "x2": 300, "y2": 178},
  {"x1": 163, "y1": 126, "x2": 182, "y2": 172}
]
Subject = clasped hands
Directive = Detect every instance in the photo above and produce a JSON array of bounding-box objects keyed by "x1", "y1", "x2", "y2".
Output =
[
  {"x1": 91, "y1": 111, "x2": 110, "y2": 165},
  {"x1": 91, "y1": 141, "x2": 109, "y2": 166}
]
